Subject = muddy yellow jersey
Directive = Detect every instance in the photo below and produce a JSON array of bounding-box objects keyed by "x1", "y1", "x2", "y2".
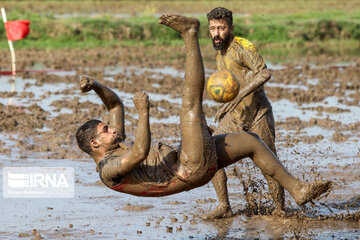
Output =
[
  {"x1": 215, "y1": 37, "x2": 271, "y2": 130},
  {"x1": 216, "y1": 37, "x2": 265, "y2": 76}
]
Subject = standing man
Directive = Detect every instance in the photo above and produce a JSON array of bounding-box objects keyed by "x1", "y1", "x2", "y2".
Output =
[{"x1": 204, "y1": 7, "x2": 285, "y2": 219}]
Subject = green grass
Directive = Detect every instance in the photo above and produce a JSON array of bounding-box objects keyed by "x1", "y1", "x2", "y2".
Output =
[
  {"x1": 259, "y1": 39, "x2": 360, "y2": 62},
  {"x1": 0, "y1": 10, "x2": 359, "y2": 57}
]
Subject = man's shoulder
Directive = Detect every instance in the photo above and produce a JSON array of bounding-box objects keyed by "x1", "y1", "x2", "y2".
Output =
[
  {"x1": 231, "y1": 37, "x2": 258, "y2": 52},
  {"x1": 99, "y1": 154, "x2": 121, "y2": 171}
]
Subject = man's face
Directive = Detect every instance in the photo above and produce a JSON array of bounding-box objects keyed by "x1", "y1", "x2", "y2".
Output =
[
  {"x1": 92, "y1": 122, "x2": 119, "y2": 151},
  {"x1": 209, "y1": 19, "x2": 233, "y2": 51}
]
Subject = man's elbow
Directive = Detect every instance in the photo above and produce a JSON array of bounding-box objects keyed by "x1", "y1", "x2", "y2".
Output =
[
  {"x1": 261, "y1": 68, "x2": 271, "y2": 81},
  {"x1": 133, "y1": 146, "x2": 149, "y2": 160},
  {"x1": 110, "y1": 104, "x2": 124, "y2": 113}
]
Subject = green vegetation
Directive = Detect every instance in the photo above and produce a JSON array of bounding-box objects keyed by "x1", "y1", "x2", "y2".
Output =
[
  {"x1": 2, "y1": 1, "x2": 359, "y2": 16},
  {"x1": 0, "y1": 9, "x2": 359, "y2": 57}
]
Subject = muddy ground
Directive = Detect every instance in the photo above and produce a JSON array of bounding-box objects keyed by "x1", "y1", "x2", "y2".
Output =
[{"x1": 0, "y1": 45, "x2": 359, "y2": 239}]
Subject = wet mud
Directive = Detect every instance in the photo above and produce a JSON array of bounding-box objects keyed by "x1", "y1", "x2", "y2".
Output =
[{"x1": 0, "y1": 47, "x2": 359, "y2": 239}]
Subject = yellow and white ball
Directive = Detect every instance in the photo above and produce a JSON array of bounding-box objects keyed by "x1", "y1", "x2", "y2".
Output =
[{"x1": 206, "y1": 70, "x2": 239, "y2": 103}]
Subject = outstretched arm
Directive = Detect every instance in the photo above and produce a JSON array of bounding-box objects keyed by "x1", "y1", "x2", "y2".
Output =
[
  {"x1": 99, "y1": 92, "x2": 151, "y2": 181},
  {"x1": 80, "y1": 76, "x2": 126, "y2": 141},
  {"x1": 215, "y1": 68, "x2": 271, "y2": 122},
  {"x1": 119, "y1": 92, "x2": 151, "y2": 174}
]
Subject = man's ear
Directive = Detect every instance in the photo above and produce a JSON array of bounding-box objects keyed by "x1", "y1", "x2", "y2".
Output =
[{"x1": 90, "y1": 139, "x2": 100, "y2": 149}]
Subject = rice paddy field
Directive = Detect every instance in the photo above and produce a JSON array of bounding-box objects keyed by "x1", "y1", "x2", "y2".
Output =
[{"x1": 0, "y1": 1, "x2": 359, "y2": 239}]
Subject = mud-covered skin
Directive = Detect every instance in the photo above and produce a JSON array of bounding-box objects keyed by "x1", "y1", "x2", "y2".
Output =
[
  {"x1": 77, "y1": 14, "x2": 331, "y2": 207},
  {"x1": 0, "y1": 29, "x2": 357, "y2": 238},
  {"x1": 206, "y1": 18, "x2": 285, "y2": 219},
  {"x1": 159, "y1": 14, "x2": 219, "y2": 187},
  {"x1": 86, "y1": 14, "x2": 219, "y2": 196},
  {"x1": 80, "y1": 75, "x2": 126, "y2": 141},
  {"x1": 211, "y1": 132, "x2": 332, "y2": 207}
]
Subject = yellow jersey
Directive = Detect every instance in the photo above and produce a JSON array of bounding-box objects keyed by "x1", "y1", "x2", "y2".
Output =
[{"x1": 215, "y1": 37, "x2": 271, "y2": 130}]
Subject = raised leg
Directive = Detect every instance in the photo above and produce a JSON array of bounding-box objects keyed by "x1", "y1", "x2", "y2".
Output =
[{"x1": 159, "y1": 14, "x2": 217, "y2": 187}]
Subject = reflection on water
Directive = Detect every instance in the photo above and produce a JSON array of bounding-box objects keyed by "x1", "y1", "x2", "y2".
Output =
[
  {"x1": 278, "y1": 127, "x2": 358, "y2": 167},
  {"x1": 267, "y1": 82, "x2": 309, "y2": 90},
  {"x1": 307, "y1": 78, "x2": 320, "y2": 85},
  {"x1": 266, "y1": 62, "x2": 286, "y2": 70},
  {"x1": 309, "y1": 62, "x2": 356, "y2": 70},
  {"x1": 0, "y1": 76, "x2": 36, "y2": 93},
  {"x1": 49, "y1": 70, "x2": 77, "y2": 77},
  {"x1": 0, "y1": 76, "x2": 76, "y2": 117},
  {"x1": 273, "y1": 97, "x2": 360, "y2": 125}
]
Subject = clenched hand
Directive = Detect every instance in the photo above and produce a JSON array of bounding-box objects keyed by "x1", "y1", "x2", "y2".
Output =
[{"x1": 133, "y1": 92, "x2": 149, "y2": 112}]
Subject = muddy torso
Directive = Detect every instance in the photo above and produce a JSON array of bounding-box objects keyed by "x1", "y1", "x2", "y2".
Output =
[
  {"x1": 216, "y1": 37, "x2": 272, "y2": 130},
  {"x1": 98, "y1": 142, "x2": 189, "y2": 197}
]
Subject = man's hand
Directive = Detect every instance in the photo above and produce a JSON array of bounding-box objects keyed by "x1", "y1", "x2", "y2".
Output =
[
  {"x1": 80, "y1": 75, "x2": 95, "y2": 93},
  {"x1": 215, "y1": 91, "x2": 245, "y2": 122},
  {"x1": 215, "y1": 101, "x2": 239, "y2": 123},
  {"x1": 214, "y1": 69, "x2": 271, "y2": 123},
  {"x1": 133, "y1": 92, "x2": 149, "y2": 112}
]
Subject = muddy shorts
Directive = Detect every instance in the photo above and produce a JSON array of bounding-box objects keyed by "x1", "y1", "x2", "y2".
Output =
[
  {"x1": 214, "y1": 108, "x2": 276, "y2": 154},
  {"x1": 175, "y1": 120, "x2": 219, "y2": 188}
]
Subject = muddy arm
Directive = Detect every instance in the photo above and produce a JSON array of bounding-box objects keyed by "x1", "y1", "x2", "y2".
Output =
[
  {"x1": 122, "y1": 92, "x2": 151, "y2": 173},
  {"x1": 215, "y1": 69, "x2": 271, "y2": 122},
  {"x1": 98, "y1": 92, "x2": 151, "y2": 181},
  {"x1": 80, "y1": 76, "x2": 126, "y2": 141},
  {"x1": 113, "y1": 92, "x2": 151, "y2": 177},
  {"x1": 239, "y1": 68, "x2": 271, "y2": 102}
]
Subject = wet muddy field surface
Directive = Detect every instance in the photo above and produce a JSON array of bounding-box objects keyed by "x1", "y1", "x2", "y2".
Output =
[{"x1": 0, "y1": 47, "x2": 359, "y2": 239}]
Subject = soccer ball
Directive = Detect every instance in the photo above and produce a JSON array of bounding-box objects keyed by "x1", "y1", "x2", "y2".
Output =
[{"x1": 206, "y1": 70, "x2": 239, "y2": 103}]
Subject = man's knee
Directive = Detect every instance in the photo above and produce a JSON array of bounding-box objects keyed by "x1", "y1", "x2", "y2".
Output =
[
  {"x1": 251, "y1": 116, "x2": 276, "y2": 148},
  {"x1": 246, "y1": 131, "x2": 261, "y2": 141}
]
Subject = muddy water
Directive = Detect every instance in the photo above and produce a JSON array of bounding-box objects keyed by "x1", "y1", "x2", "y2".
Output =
[{"x1": 0, "y1": 54, "x2": 360, "y2": 239}]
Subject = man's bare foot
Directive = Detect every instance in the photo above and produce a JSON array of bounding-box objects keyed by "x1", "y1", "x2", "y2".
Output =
[
  {"x1": 202, "y1": 204, "x2": 233, "y2": 220},
  {"x1": 294, "y1": 180, "x2": 332, "y2": 206},
  {"x1": 159, "y1": 14, "x2": 199, "y2": 35},
  {"x1": 80, "y1": 75, "x2": 95, "y2": 93}
]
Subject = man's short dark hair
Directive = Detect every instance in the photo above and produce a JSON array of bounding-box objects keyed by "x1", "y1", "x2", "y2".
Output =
[
  {"x1": 207, "y1": 7, "x2": 233, "y2": 26},
  {"x1": 76, "y1": 119, "x2": 101, "y2": 155}
]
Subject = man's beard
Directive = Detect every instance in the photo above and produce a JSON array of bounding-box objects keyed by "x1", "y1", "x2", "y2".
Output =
[
  {"x1": 212, "y1": 33, "x2": 232, "y2": 51},
  {"x1": 106, "y1": 136, "x2": 121, "y2": 151}
]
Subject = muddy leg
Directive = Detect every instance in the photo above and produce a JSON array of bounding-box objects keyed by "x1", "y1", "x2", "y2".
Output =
[
  {"x1": 203, "y1": 117, "x2": 241, "y2": 219},
  {"x1": 264, "y1": 174, "x2": 285, "y2": 215},
  {"x1": 159, "y1": 14, "x2": 204, "y2": 110},
  {"x1": 202, "y1": 169, "x2": 233, "y2": 220},
  {"x1": 214, "y1": 132, "x2": 332, "y2": 206},
  {"x1": 202, "y1": 114, "x2": 240, "y2": 220},
  {"x1": 252, "y1": 114, "x2": 285, "y2": 216},
  {"x1": 159, "y1": 14, "x2": 216, "y2": 186}
]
